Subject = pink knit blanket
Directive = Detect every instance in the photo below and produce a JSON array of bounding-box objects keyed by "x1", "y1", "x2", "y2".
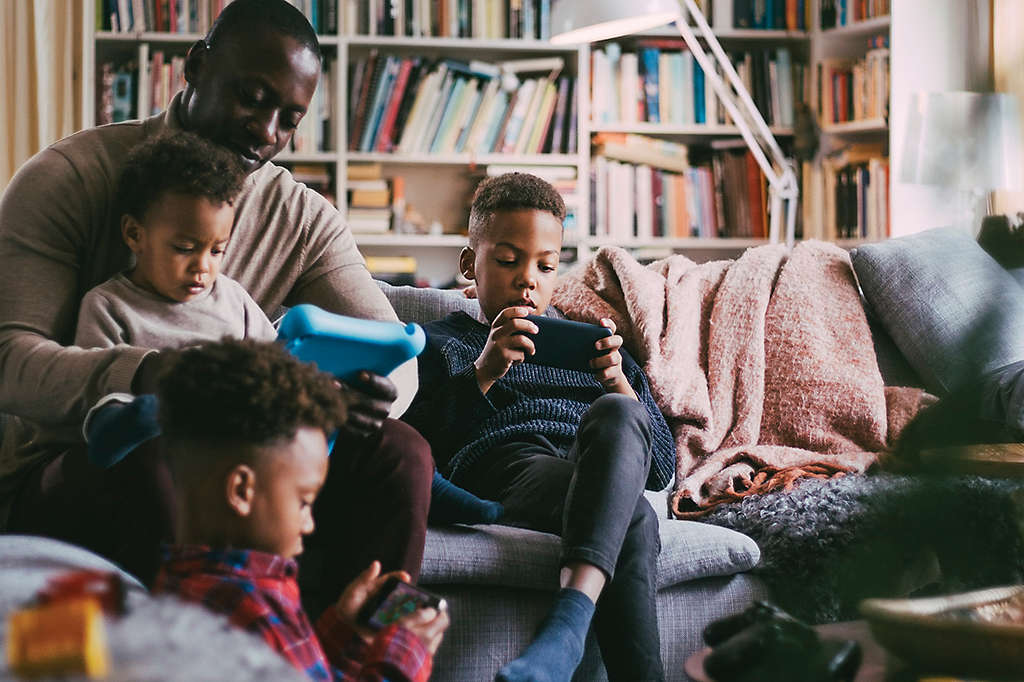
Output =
[{"x1": 552, "y1": 242, "x2": 931, "y2": 518}]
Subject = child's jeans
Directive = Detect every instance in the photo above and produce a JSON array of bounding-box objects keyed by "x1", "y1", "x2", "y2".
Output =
[{"x1": 456, "y1": 393, "x2": 665, "y2": 682}]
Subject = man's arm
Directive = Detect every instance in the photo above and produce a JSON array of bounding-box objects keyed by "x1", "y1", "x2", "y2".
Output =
[
  {"x1": 0, "y1": 148, "x2": 150, "y2": 427},
  {"x1": 287, "y1": 266, "x2": 418, "y2": 418}
]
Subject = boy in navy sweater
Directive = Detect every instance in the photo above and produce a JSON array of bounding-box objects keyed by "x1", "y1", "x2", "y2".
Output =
[{"x1": 402, "y1": 173, "x2": 676, "y2": 682}]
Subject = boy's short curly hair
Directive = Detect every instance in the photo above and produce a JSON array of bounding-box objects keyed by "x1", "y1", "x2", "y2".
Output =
[
  {"x1": 157, "y1": 339, "x2": 346, "y2": 453},
  {"x1": 117, "y1": 131, "x2": 246, "y2": 221},
  {"x1": 468, "y1": 172, "x2": 566, "y2": 246}
]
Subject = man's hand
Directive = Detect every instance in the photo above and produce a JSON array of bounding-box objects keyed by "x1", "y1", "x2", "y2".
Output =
[
  {"x1": 473, "y1": 307, "x2": 537, "y2": 395},
  {"x1": 590, "y1": 318, "x2": 637, "y2": 400},
  {"x1": 395, "y1": 603, "x2": 449, "y2": 656},
  {"x1": 334, "y1": 561, "x2": 411, "y2": 643},
  {"x1": 338, "y1": 371, "x2": 397, "y2": 438}
]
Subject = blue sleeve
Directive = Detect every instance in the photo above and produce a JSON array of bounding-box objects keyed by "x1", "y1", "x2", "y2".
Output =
[{"x1": 623, "y1": 350, "x2": 676, "y2": 490}]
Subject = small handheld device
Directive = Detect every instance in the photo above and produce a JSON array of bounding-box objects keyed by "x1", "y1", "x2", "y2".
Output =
[
  {"x1": 356, "y1": 577, "x2": 446, "y2": 631},
  {"x1": 277, "y1": 304, "x2": 426, "y2": 382},
  {"x1": 523, "y1": 315, "x2": 613, "y2": 373}
]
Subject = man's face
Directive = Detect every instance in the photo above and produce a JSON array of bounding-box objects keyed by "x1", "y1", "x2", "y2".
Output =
[
  {"x1": 123, "y1": 192, "x2": 234, "y2": 303},
  {"x1": 182, "y1": 29, "x2": 320, "y2": 173},
  {"x1": 243, "y1": 426, "x2": 329, "y2": 558},
  {"x1": 463, "y1": 209, "x2": 564, "y2": 323}
]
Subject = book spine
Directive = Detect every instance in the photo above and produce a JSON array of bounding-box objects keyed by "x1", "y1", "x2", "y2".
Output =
[{"x1": 639, "y1": 48, "x2": 660, "y2": 124}]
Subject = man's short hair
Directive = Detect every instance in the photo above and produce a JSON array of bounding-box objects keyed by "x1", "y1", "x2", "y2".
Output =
[
  {"x1": 117, "y1": 131, "x2": 246, "y2": 221},
  {"x1": 206, "y1": 0, "x2": 321, "y2": 62},
  {"x1": 157, "y1": 339, "x2": 346, "y2": 457},
  {"x1": 468, "y1": 172, "x2": 566, "y2": 246}
]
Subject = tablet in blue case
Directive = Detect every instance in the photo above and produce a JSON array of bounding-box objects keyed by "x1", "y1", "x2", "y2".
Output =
[{"x1": 277, "y1": 304, "x2": 426, "y2": 382}]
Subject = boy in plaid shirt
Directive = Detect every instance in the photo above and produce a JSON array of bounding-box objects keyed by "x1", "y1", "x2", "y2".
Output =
[{"x1": 153, "y1": 339, "x2": 448, "y2": 681}]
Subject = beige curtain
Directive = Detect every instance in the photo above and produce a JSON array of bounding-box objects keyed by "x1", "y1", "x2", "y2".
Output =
[
  {"x1": 1, "y1": 0, "x2": 85, "y2": 191},
  {"x1": 992, "y1": 0, "x2": 1024, "y2": 214}
]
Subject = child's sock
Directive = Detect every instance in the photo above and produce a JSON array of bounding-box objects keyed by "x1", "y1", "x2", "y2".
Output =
[
  {"x1": 86, "y1": 394, "x2": 162, "y2": 468},
  {"x1": 496, "y1": 588, "x2": 595, "y2": 682},
  {"x1": 428, "y1": 471, "x2": 504, "y2": 526}
]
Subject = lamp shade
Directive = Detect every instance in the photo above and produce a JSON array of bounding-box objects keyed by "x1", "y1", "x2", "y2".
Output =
[
  {"x1": 549, "y1": 0, "x2": 680, "y2": 44},
  {"x1": 900, "y1": 91, "x2": 1023, "y2": 191}
]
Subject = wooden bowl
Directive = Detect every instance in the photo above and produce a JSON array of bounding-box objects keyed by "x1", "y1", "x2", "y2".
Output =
[{"x1": 860, "y1": 585, "x2": 1024, "y2": 679}]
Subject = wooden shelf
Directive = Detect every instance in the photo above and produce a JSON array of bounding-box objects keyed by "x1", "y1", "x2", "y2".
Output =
[
  {"x1": 821, "y1": 119, "x2": 888, "y2": 135},
  {"x1": 591, "y1": 122, "x2": 795, "y2": 137},
  {"x1": 344, "y1": 35, "x2": 577, "y2": 52},
  {"x1": 353, "y1": 234, "x2": 468, "y2": 247},
  {"x1": 588, "y1": 237, "x2": 769, "y2": 249},
  {"x1": 635, "y1": 26, "x2": 809, "y2": 41},
  {"x1": 276, "y1": 152, "x2": 338, "y2": 163},
  {"x1": 346, "y1": 152, "x2": 580, "y2": 167},
  {"x1": 819, "y1": 15, "x2": 891, "y2": 39},
  {"x1": 95, "y1": 31, "x2": 339, "y2": 45}
]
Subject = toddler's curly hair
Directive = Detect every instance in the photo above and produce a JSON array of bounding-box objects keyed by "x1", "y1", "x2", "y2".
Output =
[
  {"x1": 468, "y1": 172, "x2": 566, "y2": 246},
  {"x1": 117, "y1": 131, "x2": 246, "y2": 221},
  {"x1": 157, "y1": 338, "x2": 346, "y2": 450}
]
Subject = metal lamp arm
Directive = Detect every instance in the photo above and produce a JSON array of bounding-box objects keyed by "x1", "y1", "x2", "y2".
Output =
[{"x1": 675, "y1": 0, "x2": 800, "y2": 244}]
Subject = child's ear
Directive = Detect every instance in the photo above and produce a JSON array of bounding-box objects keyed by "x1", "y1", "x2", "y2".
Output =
[
  {"x1": 225, "y1": 464, "x2": 257, "y2": 517},
  {"x1": 121, "y1": 215, "x2": 144, "y2": 254},
  {"x1": 459, "y1": 247, "x2": 476, "y2": 280}
]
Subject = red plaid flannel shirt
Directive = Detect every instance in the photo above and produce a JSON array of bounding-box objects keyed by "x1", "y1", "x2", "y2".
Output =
[{"x1": 155, "y1": 546, "x2": 432, "y2": 682}]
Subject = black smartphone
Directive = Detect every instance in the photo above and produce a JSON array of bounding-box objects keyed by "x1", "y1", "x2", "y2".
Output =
[
  {"x1": 356, "y1": 577, "x2": 446, "y2": 631},
  {"x1": 523, "y1": 315, "x2": 613, "y2": 373}
]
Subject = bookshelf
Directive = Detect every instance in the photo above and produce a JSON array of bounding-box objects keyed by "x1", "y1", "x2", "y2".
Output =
[
  {"x1": 84, "y1": 1, "x2": 891, "y2": 284},
  {"x1": 806, "y1": 1, "x2": 891, "y2": 243}
]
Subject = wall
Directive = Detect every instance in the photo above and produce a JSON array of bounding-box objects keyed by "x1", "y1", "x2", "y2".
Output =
[{"x1": 890, "y1": 0, "x2": 992, "y2": 236}]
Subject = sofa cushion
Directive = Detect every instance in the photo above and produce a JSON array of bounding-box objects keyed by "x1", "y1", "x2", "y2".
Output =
[
  {"x1": 420, "y1": 490, "x2": 760, "y2": 591},
  {"x1": 851, "y1": 226, "x2": 1024, "y2": 395},
  {"x1": 377, "y1": 280, "x2": 481, "y2": 325}
]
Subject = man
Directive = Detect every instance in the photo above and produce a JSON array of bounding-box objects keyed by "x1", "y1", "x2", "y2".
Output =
[{"x1": 0, "y1": 0, "x2": 431, "y2": 617}]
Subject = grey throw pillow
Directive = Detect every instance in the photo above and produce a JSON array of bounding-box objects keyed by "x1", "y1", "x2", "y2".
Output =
[{"x1": 851, "y1": 226, "x2": 1024, "y2": 395}]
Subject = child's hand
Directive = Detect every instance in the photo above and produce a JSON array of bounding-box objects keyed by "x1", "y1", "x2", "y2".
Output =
[
  {"x1": 334, "y1": 561, "x2": 411, "y2": 642},
  {"x1": 591, "y1": 318, "x2": 637, "y2": 400},
  {"x1": 395, "y1": 603, "x2": 450, "y2": 655},
  {"x1": 473, "y1": 307, "x2": 537, "y2": 395}
]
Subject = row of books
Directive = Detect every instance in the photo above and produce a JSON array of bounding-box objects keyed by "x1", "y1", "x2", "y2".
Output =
[
  {"x1": 590, "y1": 134, "x2": 771, "y2": 240},
  {"x1": 799, "y1": 144, "x2": 889, "y2": 241},
  {"x1": 591, "y1": 41, "x2": 806, "y2": 128},
  {"x1": 731, "y1": 0, "x2": 811, "y2": 31},
  {"x1": 348, "y1": 54, "x2": 577, "y2": 156},
  {"x1": 96, "y1": 48, "x2": 185, "y2": 124},
  {"x1": 816, "y1": 44, "x2": 889, "y2": 126},
  {"x1": 345, "y1": 0, "x2": 551, "y2": 40},
  {"x1": 291, "y1": 59, "x2": 337, "y2": 153},
  {"x1": 819, "y1": 0, "x2": 889, "y2": 30},
  {"x1": 821, "y1": 145, "x2": 889, "y2": 240},
  {"x1": 98, "y1": 0, "x2": 337, "y2": 35}
]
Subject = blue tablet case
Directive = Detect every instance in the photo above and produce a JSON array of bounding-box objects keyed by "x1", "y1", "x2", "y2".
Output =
[{"x1": 277, "y1": 304, "x2": 426, "y2": 381}]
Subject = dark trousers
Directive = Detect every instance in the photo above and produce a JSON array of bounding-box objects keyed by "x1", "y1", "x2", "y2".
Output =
[
  {"x1": 8, "y1": 418, "x2": 433, "y2": 618},
  {"x1": 458, "y1": 394, "x2": 665, "y2": 682}
]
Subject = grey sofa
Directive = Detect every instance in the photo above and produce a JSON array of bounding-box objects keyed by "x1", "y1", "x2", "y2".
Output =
[
  {"x1": 2, "y1": 223, "x2": 1022, "y2": 681},
  {"x1": 379, "y1": 280, "x2": 769, "y2": 682}
]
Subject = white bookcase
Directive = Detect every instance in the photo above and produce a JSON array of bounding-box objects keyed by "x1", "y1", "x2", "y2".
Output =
[{"x1": 83, "y1": 1, "x2": 890, "y2": 284}]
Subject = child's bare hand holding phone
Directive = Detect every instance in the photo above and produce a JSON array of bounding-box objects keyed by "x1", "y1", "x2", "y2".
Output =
[
  {"x1": 590, "y1": 318, "x2": 637, "y2": 400},
  {"x1": 474, "y1": 306, "x2": 537, "y2": 395},
  {"x1": 336, "y1": 561, "x2": 450, "y2": 654}
]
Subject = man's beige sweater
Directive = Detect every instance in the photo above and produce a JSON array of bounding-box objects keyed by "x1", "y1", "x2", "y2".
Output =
[{"x1": 0, "y1": 93, "x2": 416, "y2": 527}]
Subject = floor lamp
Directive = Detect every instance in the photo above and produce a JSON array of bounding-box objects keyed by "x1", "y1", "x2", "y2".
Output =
[
  {"x1": 900, "y1": 91, "x2": 1023, "y2": 234},
  {"x1": 550, "y1": 0, "x2": 800, "y2": 245}
]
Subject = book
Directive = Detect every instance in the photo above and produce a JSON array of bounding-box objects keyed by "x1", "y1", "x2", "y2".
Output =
[
  {"x1": 374, "y1": 57, "x2": 416, "y2": 152},
  {"x1": 639, "y1": 48, "x2": 660, "y2": 123}
]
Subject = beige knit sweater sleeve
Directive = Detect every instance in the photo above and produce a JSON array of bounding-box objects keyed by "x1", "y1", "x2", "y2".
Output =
[{"x1": 0, "y1": 141, "x2": 151, "y2": 429}]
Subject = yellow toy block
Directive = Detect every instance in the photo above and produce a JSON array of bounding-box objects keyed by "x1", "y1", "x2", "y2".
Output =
[{"x1": 6, "y1": 596, "x2": 110, "y2": 678}]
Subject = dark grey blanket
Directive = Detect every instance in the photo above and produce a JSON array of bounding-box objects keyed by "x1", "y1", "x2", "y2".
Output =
[{"x1": 702, "y1": 473, "x2": 1024, "y2": 623}]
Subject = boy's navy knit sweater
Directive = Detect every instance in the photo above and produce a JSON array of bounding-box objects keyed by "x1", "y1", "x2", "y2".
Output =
[{"x1": 403, "y1": 311, "x2": 675, "y2": 491}]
